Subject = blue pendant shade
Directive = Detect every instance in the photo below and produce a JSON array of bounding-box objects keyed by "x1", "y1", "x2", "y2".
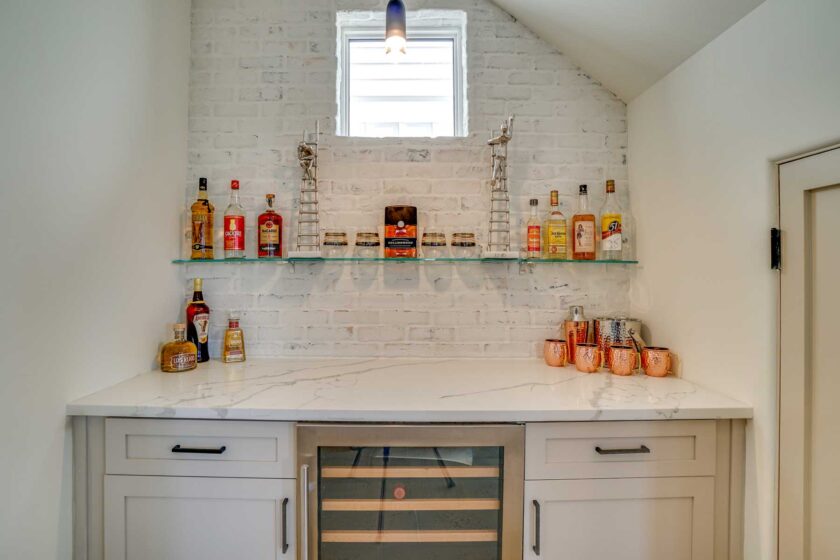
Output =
[{"x1": 385, "y1": 0, "x2": 407, "y2": 55}]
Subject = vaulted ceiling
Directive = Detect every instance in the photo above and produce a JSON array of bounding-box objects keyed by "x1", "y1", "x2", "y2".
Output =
[{"x1": 491, "y1": 0, "x2": 765, "y2": 101}]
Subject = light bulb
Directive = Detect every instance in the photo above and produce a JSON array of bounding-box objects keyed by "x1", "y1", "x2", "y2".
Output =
[{"x1": 385, "y1": 35, "x2": 406, "y2": 56}]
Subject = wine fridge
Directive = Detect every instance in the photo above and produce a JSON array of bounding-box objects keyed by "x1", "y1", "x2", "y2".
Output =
[{"x1": 297, "y1": 424, "x2": 524, "y2": 560}]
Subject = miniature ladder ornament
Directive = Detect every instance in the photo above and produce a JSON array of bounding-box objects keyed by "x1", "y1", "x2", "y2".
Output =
[
  {"x1": 484, "y1": 116, "x2": 519, "y2": 259},
  {"x1": 288, "y1": 122, "x2": 322, "y2": 258}
]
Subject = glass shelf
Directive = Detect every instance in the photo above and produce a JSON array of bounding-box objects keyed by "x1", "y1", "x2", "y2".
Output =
[{"x1": 172, "y1": 257, "x2": 638, "y2": 265}]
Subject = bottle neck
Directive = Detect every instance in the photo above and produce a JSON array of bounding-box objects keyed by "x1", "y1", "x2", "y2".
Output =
[
  {"x1": 174, "y1": 329, "x2": 186, "y2": 342},
  {"x1": 228, "y1": 190, "x2": 241, "y2": 207},
  {"x1": 192, "y1": 290, "x2": 204, "y2": 303},
  {"x1": 228, "y1": 320, "x2": 240, "y2": 329},
  {"x1": 265, "y1": 198, "x2": 274, "y2": 211},
  {"x1": 530, "y1": 206, "x2": 538, "y2": 218},
  {"x1": 197, "y1": 187, "x2": 208, "y2": 201},
  {"x1": 578, "y1": 193, "x2": 589, "y2": 212}
]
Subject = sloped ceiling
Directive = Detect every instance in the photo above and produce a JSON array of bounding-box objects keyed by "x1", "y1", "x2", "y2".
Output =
[{"x1": 491, "y1": 0, "x2": 765, "y2": 100}]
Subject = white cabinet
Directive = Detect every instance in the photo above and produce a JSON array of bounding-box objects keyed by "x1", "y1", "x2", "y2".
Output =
[
  {"x1": 524, "y1": 478, "x2": 714, "y2": 560},
  {"x1": 104, "y1": 475, "x2": 295, "y2": 560}
]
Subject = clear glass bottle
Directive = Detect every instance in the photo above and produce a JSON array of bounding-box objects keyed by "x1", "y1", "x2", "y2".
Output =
[
  {"x1": 222, "y1": 312, "x2": 246, "y2": 363},
  {"x1": 190, "y1": 178, "x2": 214, "y2": 260},
  {"x1": 160, "y1": 324, "x2": 197, "y2": 373},
  {"x1": 599, "y1": 179, "x2": 623, "y2": 260},
  {"x1": 543, "y1": 190, "x2": 567, "y2": 259},
  {"x1": 571, "y1": 184, "x2": 596, "y2": 260},
  {"x1": 526, "y1": 198, "x2": 541, "y2": 259},
  {"x1": 224, "y1": 179, "x2": 245, "y2": 259}
]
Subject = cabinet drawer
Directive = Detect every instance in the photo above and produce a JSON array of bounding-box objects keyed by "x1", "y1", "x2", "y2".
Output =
[
  {"x1": 105, "y1": 418, "x2": 294, "y2": 478},
  {"x1": 526, "y1": 420, "x2": 716, "y2": 479}
]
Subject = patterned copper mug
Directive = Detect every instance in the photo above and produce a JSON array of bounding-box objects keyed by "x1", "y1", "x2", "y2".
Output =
[
  {"x1": 575, "y1": 343, "x2": 603, "y2": 373},
  {"x1": 543, "y1": 339, "x2": 568, "y2": 367},
  {"x1": 609, "y1": 345, "x2": 641, "y2": 376},
  {"x1": 642, "y1": 347, "x2": 672, "y2": 377}
]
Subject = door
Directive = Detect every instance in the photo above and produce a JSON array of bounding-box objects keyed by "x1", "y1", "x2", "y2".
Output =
[
  {"x1": 104, "y1": 475, "x2": 295, "y2": 560},
  {"x1": 778, "y1": 145, "x2": 840, "y2": 559},
  {"x1": 524, "y1": 478, "x2": 714, "y2": 560}
]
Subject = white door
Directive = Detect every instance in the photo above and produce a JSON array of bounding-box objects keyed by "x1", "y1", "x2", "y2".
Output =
[
  {"x1": 104, "y1": 475, "x2": 295, "y2": 560},
  {"x1": 779, "y1": 145, "x2": 840, "y2": 560},
  {"x1": 524, "y1": 478, "x2": 714, "y2": 560}
]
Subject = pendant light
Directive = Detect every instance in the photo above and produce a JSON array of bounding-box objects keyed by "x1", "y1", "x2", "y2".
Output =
[{"x1": 385, "y1": 0, "x2": 407, "y2": 56}]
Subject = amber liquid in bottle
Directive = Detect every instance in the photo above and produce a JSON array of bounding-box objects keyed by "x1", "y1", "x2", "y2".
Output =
[
  {"x1": 190, "y1": 178, "x2": 214, "y2": 260},
  {"x1": 160, "y1": 324, "x2": 197, "y2": 372},
  {"x1": 258, "y1": 194, "x2": 282, "y2": 258},
  {"x1": 571, "y1": 184, "x2": 596, "y2": 260},
  {"x1": 186, "y1": 278, "x2": 210, "y2": 363},
  {"x1": 222, "y1": 313, "x2": 246, "y2": 363}
]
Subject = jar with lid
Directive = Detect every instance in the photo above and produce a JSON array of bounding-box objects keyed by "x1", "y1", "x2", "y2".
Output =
[
  {"x1": 322, "y1": 231, "x2": 349, "y2": 258},
  {"x1": 451, "y1": 232, "x2": 479, "y2": 258},
  {"x1": 354, "y1": 232, "x2": 381, "y2": 258},
  {"x1": 421, "y1": 231, "x2": 448, "y2": 258}
]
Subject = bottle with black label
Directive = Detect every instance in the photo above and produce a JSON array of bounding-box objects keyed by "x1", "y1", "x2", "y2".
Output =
[{"x1": 186, "y1": 278, "x2": 210, "y2": 363}]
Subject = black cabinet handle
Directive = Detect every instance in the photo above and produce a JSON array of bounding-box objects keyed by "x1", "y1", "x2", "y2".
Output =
[
  {"x1": 281, "y1": 497, "x2": 289, "y2": 554},
  {"x1": 532, "y1": 499, "x2": 541, "y2": 556},
  {"x1": 170, "y1": 444, "x2": 227, "y2": 455},
  {"x1": 595, "y1": 444, "x2": 650, "y2": 455}
]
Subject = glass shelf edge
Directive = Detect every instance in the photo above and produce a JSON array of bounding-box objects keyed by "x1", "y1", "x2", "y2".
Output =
[{"x1": 172, "y1": 258, "x2": 638, "y2": 265}]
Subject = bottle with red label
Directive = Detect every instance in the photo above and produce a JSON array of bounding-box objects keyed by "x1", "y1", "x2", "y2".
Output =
[
  {"x1": 258, "y1": 194, "x2": 282, "y2": 258},
  {"x1": 526, "y1": 198, "x2": 541, "y2": 258},
  {"x1": 224, "y1": 179, "x2": 245, "y2": 259},
  {"x1": 186, "y1": 278, "x2": 210, "y2": 363}
]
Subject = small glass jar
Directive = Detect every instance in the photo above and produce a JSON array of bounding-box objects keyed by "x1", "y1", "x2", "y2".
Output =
[
  {"x1": 421, "y1": 232, "x2": 448, "y2": 258},
  {"x1": 322, "y1": 231, "x2": 349, "y2": 258},
  {"x1": 451, "y1": 232, "x2": 479, "y2": 258},
  {"x1": 354, "y1": 232, "x2": 381, "y2": 258}
]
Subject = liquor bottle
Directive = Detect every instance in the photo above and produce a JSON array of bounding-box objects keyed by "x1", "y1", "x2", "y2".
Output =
[
  {"x1": 224, "y1": 180, "x2": 245, "y2": 259},
  {"x1": 599, "y1": 179, "x2": 622, "y2": 260},
  {"x1": 190, "y1": 178, "x2": 214, "y2": 260},
  {"x1": 526, "y1": 198, "x2": 541, "y2": 258},
  {"x1": 186, "y1": 278, "x2": 210, "y2": 363},
  {"x1": 571, "y1": 184, "x2": 596, "y2": 260},
  {"x1": 160, "y1": 324, "x2": 197, "y2": 373},
  {"x1": 258, "y1": 194, "x2": 282, "y2": 258},
  {"x1": 222, "y1": 312, "x2": 246, "y2": 363},
  {"x1": 543, "y1": 190, "x2": 567, "y2": 259}
]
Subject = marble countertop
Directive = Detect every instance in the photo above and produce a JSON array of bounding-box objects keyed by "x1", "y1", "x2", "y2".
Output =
[{"x1": 67, "y1": 358, "x2": 752, "y2": 422}]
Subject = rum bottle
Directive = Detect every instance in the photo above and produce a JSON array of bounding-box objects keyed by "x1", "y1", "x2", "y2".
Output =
[
  {"x1": 543, "y1": 190, "x2": 567, "y2": 259},
  {"x1": 160, "y1": 324, "x2": 197, "y2": 373},
  {"x1": 258, "y1": 194, "x2": 282, "y2": 258},
  {"x1": 571, "y1": 184, "x2": 596, "y2": 260},
  {"x1": 222, "y1": 312, "x2": 246, "y2": 363},
  {"x1": 599, "y1": 179, "x2": 622, "y2": 260},
  {"x1": 526, "y1": 198, "x2": 541, "y2": 258},
  {"x1": 224, "y1": 180, "x2": 245, "y2": 259},
  {"x1": 190, "y1": 177, "x2": 214, "y2": 260},
  {"x1": 186, "y1": 278, "x2": 210, "y2": 363}
]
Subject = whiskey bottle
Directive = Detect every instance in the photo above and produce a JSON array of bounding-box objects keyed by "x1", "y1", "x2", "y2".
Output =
[
  {"x1": 190, "y1": 178, "x2": 214, "y2": 260},
  {"x1": 543, "y1": 190, "x2": 567, "y2": 259},
  {"x1": 599, "y1": 179, "x2": 622, "y2": 260},
  {"x1": 224, "y1": 180, "x2": 245, "y2": 259},
  {"x1": 160, "y1": 324, "x2": 197, "y2": 373},
  {"x1": 222, "y1": 312, "x2": 246, "y2": 363},
  {"x1": 571, "y1": 184, "x2": 596, "y2": 260},
  {"x1": 526, "y1": 198, "x2": 541, "y2": 258},
  {"x1": 186, "y1": 278, "x2": 210, "y2": 363},
  {"x1": 258, "y1": 194, "x2": 282, "y2": 258}
]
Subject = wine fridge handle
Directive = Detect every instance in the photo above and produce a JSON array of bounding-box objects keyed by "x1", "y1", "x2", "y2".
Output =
[
  {"x1": 532, "y1": 499, "x2": 541, "y2": 556},
  {"x1": 280, "y1": 497, "x2": 289, "y2": 554},
  {"x1": 300, "y1": 464, "x2": 309, "y2": 560}
]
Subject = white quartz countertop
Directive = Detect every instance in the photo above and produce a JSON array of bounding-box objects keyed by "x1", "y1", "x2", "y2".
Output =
[{"x1": 66, "y1": 358, "x2": 752, "y2": 422}]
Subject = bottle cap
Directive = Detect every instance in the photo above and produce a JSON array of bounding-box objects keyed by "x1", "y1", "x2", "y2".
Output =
[
  {"x1": 568, "y1": 305, "x2": 586, "y2": 321},
  {"x1": 229, "y1": 311, "x2": 240, "y2": 321},
  {"x1": 266, "y1": 193, "x2": 275, "y2": 201},
  {"x1": 173, "y1": 323, "x2": 186, "y2": 330},
  {"x1": 199, "y1": 177, "x2": 207, "y2": 189},
  {"x1": 550, "y1": 190, "x2": 559, "y2": 206},
  {"x1": 193, "y1": 278, "x2": 203, "y2": 290},
  {"x1": 579, "y1": 184, "x2": 588, "y2": 195},
  {"x1": 231, "y1": 180, "x2": 240, "y2": 190},
  {"x1": 606, "y1": 179, "x2": 615, "y2": 193},
  {"x1": 530, "y1": 198, "x2": 538, "y2": 206}
]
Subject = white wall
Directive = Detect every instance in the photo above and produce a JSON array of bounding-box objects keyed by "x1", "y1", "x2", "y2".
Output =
[
  {"x1": 0, "y1": 1, "x2": 190, "y2": 557},
  {"x1": 628, "y1": 0, "x2": 840, "y2": 557}
]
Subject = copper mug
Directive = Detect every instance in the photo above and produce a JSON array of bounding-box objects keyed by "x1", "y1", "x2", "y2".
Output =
[
  {"x1": 575, "y1": 343, "x2": 604, "y2": 373},
  {"x1": 642, "y1": 347, "x2": 672, "y2": 377},
  {"x1": 609, "y1": 345, "x2": 641, "y2": 376},
  {"x1": 543, "y1": 339, "x2": 568, "y2": 367}
]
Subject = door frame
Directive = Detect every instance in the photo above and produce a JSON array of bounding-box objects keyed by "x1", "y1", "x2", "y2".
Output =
[{"x1": 777, "y1": 144, "x2": 840, "y2": 560}]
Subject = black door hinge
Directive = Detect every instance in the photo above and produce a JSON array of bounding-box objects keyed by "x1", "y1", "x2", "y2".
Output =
[{"x1": 771, "y1": 228, "x2": 781, "y2": 270}]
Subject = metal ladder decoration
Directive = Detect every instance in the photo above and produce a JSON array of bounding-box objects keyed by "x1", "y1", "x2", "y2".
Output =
[
  {"x1": 289, "y1": 121, "x2": 322, "y2": 257},
  {"x1": 484, "y1": 115, "x2": 519, "y2": 259}
]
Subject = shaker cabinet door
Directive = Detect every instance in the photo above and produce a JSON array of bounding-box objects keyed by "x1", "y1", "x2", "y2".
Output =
[
  {"x1": 524, "y1": 478, "x2": 714, "y2": 560},
  {"x1": 104, "y1": 475, "x2": 295, "y2": 560}
]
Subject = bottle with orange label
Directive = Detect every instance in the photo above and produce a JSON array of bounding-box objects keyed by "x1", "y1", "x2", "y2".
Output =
[
  {"x1": 571, "y1": 184, "x2": 596, "y2": 260},
  {"x1": 526, "y1": 198, "x2": 541, "y2": 258},
  {"x1": 599, "y1": 179, "x2": 622, "y2": 260},
  {"x1": 258, "y1": 194, "x2": 282, "y2": 258},
  {"x1": 224, "y1": 180, "x2": 245, "y2": 259}
]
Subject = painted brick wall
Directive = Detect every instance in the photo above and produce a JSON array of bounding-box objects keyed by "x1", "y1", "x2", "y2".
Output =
[{"x1": 186, "y1": 0, "x2": 631, "y2": 358}]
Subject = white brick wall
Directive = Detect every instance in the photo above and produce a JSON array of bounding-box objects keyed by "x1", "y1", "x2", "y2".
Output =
[{"x1": 186, "y1": 0, "x2": 631, "y2": 358}]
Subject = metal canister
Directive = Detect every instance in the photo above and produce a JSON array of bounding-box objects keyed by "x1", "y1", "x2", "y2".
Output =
[
  {"x1": 593, "y1": 317, "x2": 643, "y2": 367},
  {"x1": 563, "y1": 306, "x2": 589, "y2": 365}
]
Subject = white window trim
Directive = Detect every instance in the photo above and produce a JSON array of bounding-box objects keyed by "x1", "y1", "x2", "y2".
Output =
[{"x1": 336, "y1": 10, "x2": 468, "y2": 138}]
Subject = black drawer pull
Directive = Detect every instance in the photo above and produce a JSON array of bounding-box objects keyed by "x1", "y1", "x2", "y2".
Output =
[
  {"x1": 532, "y1": 500, "x2": 541, "y2": 556},
  {"x1": 171, "y1": 444, "x2": 227, "y2": 455},
  {"x1": 595, "y1": 444, "x2": 650, "y2": 455},
  {"x1": 281, "y1": 497, "x2": 289, "y2": 553}
]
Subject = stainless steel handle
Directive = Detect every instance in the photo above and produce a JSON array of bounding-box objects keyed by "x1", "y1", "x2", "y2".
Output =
[
  {"x1": 280, "y1": 497, "x2": 289, "y2": 554},
  {"x1": 300, "y1": 464, "x2": 309, "y2": 560},
  {"x1": 532, "y1": 499, "x2": 541, "y2": 556},
  {"x1": 595, "y1": 444, "x2": 651, "y2": 455}
]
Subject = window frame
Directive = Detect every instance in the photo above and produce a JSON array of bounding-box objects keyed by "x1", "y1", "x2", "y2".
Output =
[{"x1": 337, "y1": 17, "x2": 467, "y2": 138}]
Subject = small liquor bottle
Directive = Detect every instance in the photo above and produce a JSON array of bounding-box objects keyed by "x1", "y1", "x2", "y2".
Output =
[
  {"x1": 526, "y1": 198, "x2": 541, "y2": 258},
  {"x1": 222, "y1": 312, "x2": 246, "y2": 363},
  {"x1": 543, "y1": 190, "x2": 567, "y2": 259},
  {"x1": 224, "y1": 180, "x2": 245, "y2": 259},
  {"x1": 190, "y1": 178, "x2": 214, "y2": 260},
  {"x1": 160, "y1": 324, "x2": 197, "y2": 373},
  {"x1": 186, "y1": 278, "x2": 210, "y2": 363},
  {"x1": 258, "y1": 194, "x2": 282, "y2": 258},
  {"x1": 599, "y1": 179, "x2": 623, "y2": 260},
  {"x1": 571, "y1": 184, "x2": 596, "y2": 260}
]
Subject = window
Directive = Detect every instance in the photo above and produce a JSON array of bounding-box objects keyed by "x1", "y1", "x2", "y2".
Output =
[{"x1": 337, "y1": 11, "x2": 467, "y2": 138}]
